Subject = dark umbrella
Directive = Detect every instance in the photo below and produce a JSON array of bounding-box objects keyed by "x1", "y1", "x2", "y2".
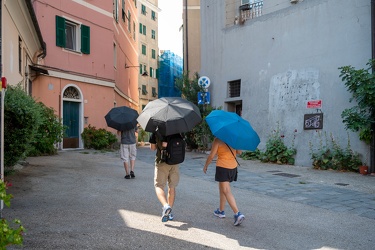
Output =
[
  {"x1": 205, "y1": 110, "x2": 260, "y2": 151},
  {"x1": 137, "y1": 97, "x2": 202, "y2": 136},
  {"x1": 105, "y1": 106, "x2": 138, "y2": 131}
]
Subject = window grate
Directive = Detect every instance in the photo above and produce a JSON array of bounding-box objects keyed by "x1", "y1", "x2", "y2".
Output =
[{"x1": 228, "y1": 80, "x2": 241, "y2": 98}]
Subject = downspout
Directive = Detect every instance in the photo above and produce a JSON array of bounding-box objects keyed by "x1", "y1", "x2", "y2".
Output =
[
  {"x1": 371, "y1": 0, "x2": 375, "y2": 173},
  {"x1": 184, "y1": 0, "x2": 189, "y2": 75},
  {"x1": 26, "y1": 0, "x2": 46, "y2": 59}
]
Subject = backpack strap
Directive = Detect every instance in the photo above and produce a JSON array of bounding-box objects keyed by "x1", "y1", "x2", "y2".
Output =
[{"x1": 225, "y1": 143, "x2": 240, "y2": 166}]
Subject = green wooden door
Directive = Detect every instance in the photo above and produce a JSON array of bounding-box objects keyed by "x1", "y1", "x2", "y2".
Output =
[{"x1": 63, "y1": 101, "x2": 80, "y2": 148}]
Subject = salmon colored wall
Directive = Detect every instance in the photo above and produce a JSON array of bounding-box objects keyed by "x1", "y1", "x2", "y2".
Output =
[
  {"x1": 34, "y1": 0, "x2": 114, "y2": 80},
  {"x1": 32, "y1": 0, "x2": 140, "y2": 138},
  {"x1": 32, "y1": 75, "x2": 116, "y2": 130}
]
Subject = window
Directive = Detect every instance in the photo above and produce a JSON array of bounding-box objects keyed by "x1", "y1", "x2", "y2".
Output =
[
  {"x1": 122, "y1": 0, "x2": 125, "y2": 22},
  {"x1": 152, "y1": 87, "x2": 157, "y2": 97},
  {"x1": 142, "y1": 45, "x2": 146, "y2": 55},
  {"x1": 228, "y1": 80, "x2": 241, "y2": 98},
  {"x1": 141, "y1": 4, "x2": 146, "y2": 15},
  {"x1": 143, "y1": 65, "x2": 147, "y2": 74},
  {"x1": 113, "y1": 0, "x2": 118, "y2": 22},
  {"x1": 152, "y1": 49, "x2": 156, "y2": 59},
  {"x1": 142, "y1": 84, "x2": 148, "y2": 95},
  {"x1": 139, "y1": 23, "x2": 146, "y2": 35},
  {"x1": 56, "y1": 16, "x2": 90, "y2": 54},
  {"x1": 127, "y1": 11, "x2": 131, "y2": 32},
  {"x1": 151, "y1": 30, "x2": 156, "y2": 39},
  {"x1": 18, "y1": 37, "x2": 22, "y2": 74},
  {"x1": 151, "y1": 11, "x2": 156, "y2": 20}
]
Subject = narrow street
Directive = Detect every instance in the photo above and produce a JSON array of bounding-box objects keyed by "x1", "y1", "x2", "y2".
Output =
[{"x1": 4, "y1": 147, "x2": 375, "y2": 250}]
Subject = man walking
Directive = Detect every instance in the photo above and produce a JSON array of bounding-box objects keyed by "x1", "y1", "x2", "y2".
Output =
[
  {"x1": 149, "y1": 132, "x2": 180, "y2": 222},
  {"x1": 119, "y1": 126, "x2": 138, "y2": 179}
]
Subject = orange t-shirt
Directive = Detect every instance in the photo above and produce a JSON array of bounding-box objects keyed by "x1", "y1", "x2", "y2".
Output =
[{"x1": 216, "y1": 143, "x2": 237, "y2": 169}]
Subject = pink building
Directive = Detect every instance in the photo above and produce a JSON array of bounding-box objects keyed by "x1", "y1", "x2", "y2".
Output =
[{"x1": 31, "y1": 0, "x2": 139, "y2": 149}]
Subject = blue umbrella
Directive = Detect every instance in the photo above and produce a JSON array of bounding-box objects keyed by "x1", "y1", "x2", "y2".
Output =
[{"x1": 205, "y1": 110, "x2": 260, "y2": 151}]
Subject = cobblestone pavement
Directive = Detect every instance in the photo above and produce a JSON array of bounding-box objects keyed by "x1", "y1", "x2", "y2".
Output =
[{"x1": 180, "y1": 150, "x2": 375, "y2": 220}]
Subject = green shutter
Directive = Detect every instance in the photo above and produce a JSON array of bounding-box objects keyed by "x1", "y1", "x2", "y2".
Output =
[
  {"x1": 81, "y1": 25, "x2": 90, "y2": 54},
  {"x1": 56, "y1": 16, "x2": 66, "y2": 47},
  {"x1": 139, "y1": 23, "x2": 142, "y2": 33}
]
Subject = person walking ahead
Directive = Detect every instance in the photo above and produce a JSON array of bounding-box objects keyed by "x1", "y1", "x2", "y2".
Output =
[
  {"x1": 118, "y1": 126, "x2": 138, "y2": 179},
  {"x1": 203, "y1": 137, "x2": 245, "y2": 226},
  {"x1": 149, "y1": 132, "x2": 180, "y2": 222}
]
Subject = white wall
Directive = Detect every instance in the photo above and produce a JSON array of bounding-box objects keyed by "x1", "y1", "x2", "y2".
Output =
[{"x1": 200, "y1": 0, "x2": 371, "y2": 166}]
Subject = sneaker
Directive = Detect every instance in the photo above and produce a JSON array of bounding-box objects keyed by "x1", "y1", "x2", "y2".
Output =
[
  {"x1": 214, "y1": 208, "x2": 226, "y2": 218},
  {"x1": 168, "y1": 213, "x2": 174, "y2": 221},
  {"x1": 124, "y1": 175, "x2": 130, "y2": 179},
  {"x1": 130, "y1": 171, "x2": 135, "y2": 178},
  {"x1": 234, "y1": 212, "x2": 245, "y2": 226},
  {"x1": 161, "y1": 204, "x2": 172, "y2": 222}
]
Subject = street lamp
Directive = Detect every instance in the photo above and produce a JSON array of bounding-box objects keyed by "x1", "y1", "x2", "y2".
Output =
[{"x1": 125, "y1": 63, "x2": 148, "y2": 76}]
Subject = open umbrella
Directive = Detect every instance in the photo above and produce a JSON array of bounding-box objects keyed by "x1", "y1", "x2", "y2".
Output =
[
  {"x1": 137, "y1": 97, "x2": 202, "y2": 136},
  {"x1": 205, "y1": 110, "x2": 260, "y2": 151},
  {"x1": 105, "y1": 106, "x2": 138, "y2": 131}
]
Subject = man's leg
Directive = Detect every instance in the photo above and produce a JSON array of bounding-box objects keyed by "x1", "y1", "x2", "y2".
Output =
[{"x1": 167, "y1": 187, "x2": 176, "y2": 207}]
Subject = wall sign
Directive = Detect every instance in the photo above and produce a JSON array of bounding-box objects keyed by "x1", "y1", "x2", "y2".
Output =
[{"x1": 304, "y1": 113, "x2": 323, "y2": 130}]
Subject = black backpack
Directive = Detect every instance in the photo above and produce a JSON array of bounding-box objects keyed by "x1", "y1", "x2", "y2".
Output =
[{"x1": 164, "y1": 134, "x2": 186, "y2": 165}]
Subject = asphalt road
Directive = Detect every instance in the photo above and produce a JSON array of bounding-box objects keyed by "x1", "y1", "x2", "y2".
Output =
[{"x1": 3, "y1": 147, "x2": 375, "y2": 250}]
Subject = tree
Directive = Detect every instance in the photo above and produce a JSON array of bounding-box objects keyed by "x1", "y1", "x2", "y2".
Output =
[
  {"x1": 175, "y1": 72, "x2": 215, "y2": 150},
  {"x1": 339, "y1": 59, "x2": 375, "y2": 171}
]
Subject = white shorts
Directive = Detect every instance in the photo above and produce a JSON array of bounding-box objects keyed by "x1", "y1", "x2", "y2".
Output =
[{"x1": 120, "y1": 144, "x2": 137, "y2": 162}]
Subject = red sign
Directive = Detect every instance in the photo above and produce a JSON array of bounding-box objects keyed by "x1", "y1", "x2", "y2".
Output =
[{"x1": 307, "y1": 100, "x2": 322, "y2": 109}]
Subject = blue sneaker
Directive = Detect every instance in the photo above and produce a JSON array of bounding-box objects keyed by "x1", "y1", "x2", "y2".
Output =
[
  {"x1": 161, "y1": 205, "x2": 172, "y2": 222},
  {"x1": 214, "y1": 208, "x2": 226, "y2": 218},
  {"x1": 168, "y1": 213, "x2": 174, "y2": 221},
  {"x1": 234, "y1": 212, "x2": 245, "y2": 226}
]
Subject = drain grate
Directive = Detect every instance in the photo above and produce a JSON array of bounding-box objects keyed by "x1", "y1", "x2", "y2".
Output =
[
  {"x1": 273, "y1": 173, "x2": 300, "y2": 178},
  {"x1": 335, "y1": 183, "x2": 349, "y2": 186},
  {"x1": 267, "y1": 170, "x2": 283, "y2": 173}
]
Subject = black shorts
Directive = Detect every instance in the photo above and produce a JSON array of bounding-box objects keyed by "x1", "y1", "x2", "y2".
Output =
[{"x1": 215, "y1": 166, "x2": 238, "y2": 182}]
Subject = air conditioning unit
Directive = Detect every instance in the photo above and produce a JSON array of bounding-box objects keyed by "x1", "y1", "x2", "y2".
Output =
[{"x1": 241, "y1": 0, "x2": 250, "y2": 5}]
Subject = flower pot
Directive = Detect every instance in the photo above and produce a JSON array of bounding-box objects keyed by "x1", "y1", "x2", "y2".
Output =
[{"x1": 359, "y1": 165, "x2": 368, "y2": 175}]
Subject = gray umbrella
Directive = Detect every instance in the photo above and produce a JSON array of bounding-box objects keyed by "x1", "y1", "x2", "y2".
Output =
[{"x1": 137, "y1": 97, "x2": 202, "y2": 136}]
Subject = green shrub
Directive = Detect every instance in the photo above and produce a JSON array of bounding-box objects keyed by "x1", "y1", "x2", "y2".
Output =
[
  {"x1": 4, "y1": 85, "x2": 42, "y2": 169},
  {"x1": 260, "y1": 125, "x2": 297, "y2": 165},
  {"x1": 240, "y1": 149, "x2": 261, "y2": 160},
  {"x1": 310, "y1": 132, "x2": 362, "y2": 172},
  {"x1": 0, "y1": 180, "x2": 25, "y2": 248},
  {"x1": 27, "y1": 102, "x2": 65, "y2": 156},
  {"x1": 81, "y1": 125, "x2": 117, "y2": 150}
]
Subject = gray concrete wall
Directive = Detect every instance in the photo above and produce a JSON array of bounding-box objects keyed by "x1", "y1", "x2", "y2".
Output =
[{"x1": 200, "y1": 0, "x2": 371, "y2": 166}]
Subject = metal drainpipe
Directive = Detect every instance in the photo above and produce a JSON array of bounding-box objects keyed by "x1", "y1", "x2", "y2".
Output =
[
  {"x1": 371, "y1": 0, "x2": 375, "y2": 173},
  {"x1": 184, "y1": 0, "x2": 189, "y2": 74}
]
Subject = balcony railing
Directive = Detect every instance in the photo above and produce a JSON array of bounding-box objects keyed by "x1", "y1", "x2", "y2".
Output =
[{"x1": 240, "y1": 0, "x2": 264, "y2": 21}]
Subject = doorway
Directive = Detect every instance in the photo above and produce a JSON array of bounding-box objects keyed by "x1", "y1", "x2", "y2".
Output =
[{"x1": 62, "y1": 86, "x2": 82, "y2": 149}]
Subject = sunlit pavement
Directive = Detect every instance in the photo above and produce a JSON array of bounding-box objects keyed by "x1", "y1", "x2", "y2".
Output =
[{"x1": 4, "y1": 147, "x2": 375, "y2": 250}]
